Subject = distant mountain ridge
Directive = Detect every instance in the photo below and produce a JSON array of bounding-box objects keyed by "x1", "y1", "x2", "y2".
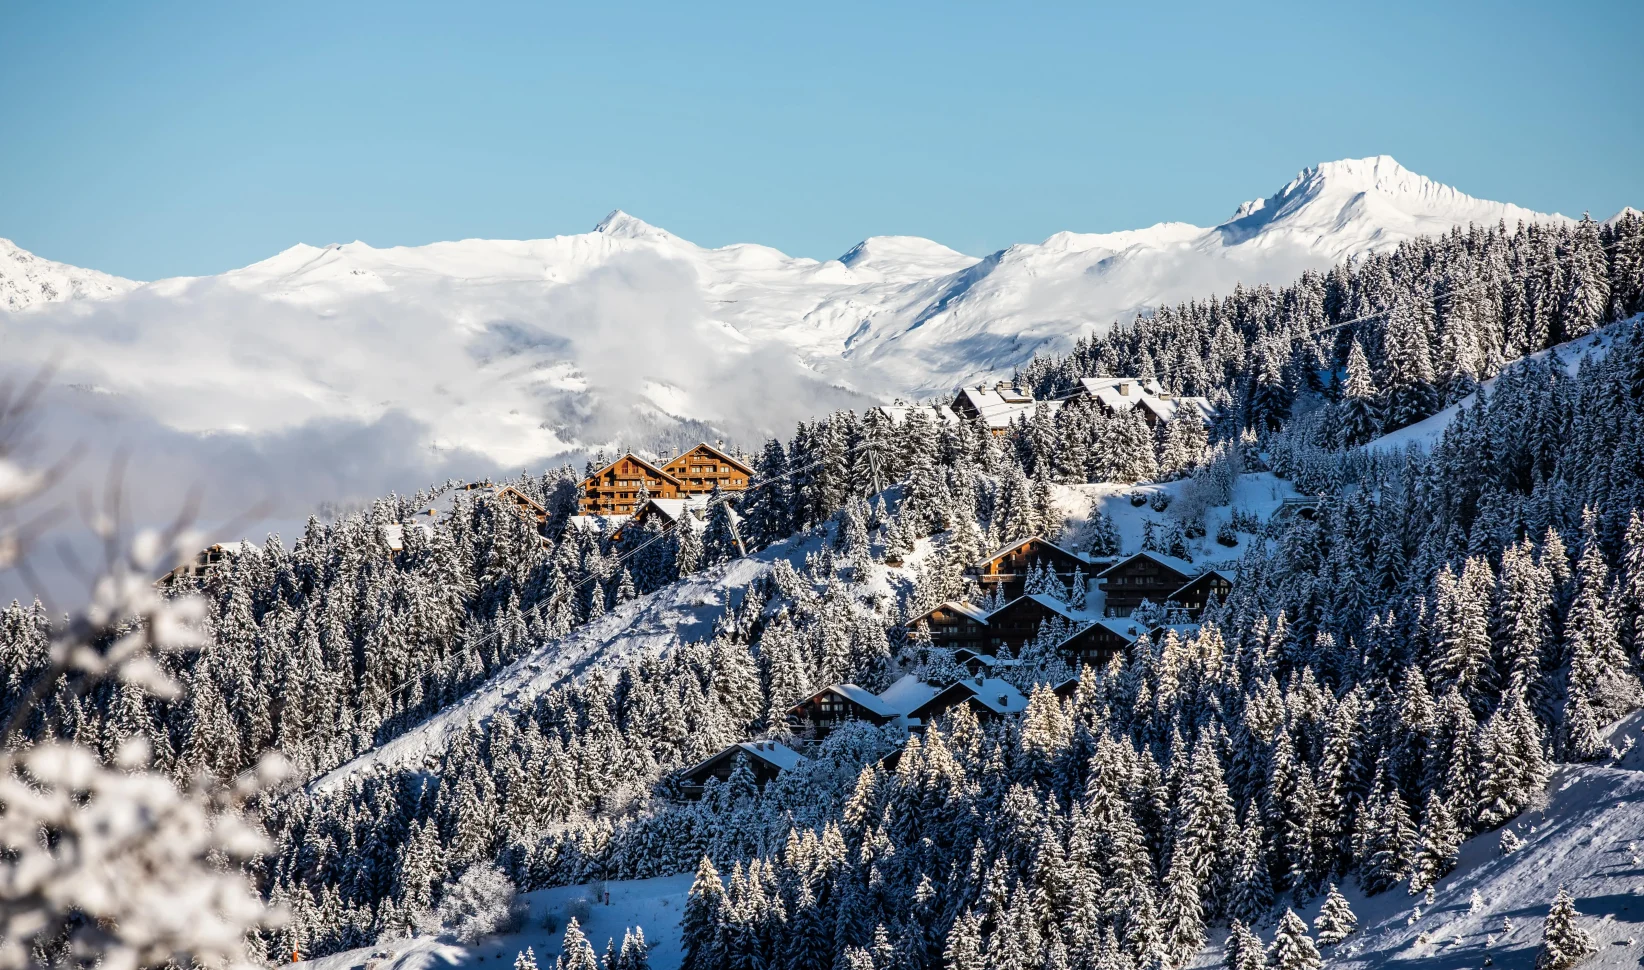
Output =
[
  {"x1": 0, "y1": 157, "x2": 1582, "y2": 465},
  {"x1": 0, "y1": 236, "x2": 136, "y2": 311}
]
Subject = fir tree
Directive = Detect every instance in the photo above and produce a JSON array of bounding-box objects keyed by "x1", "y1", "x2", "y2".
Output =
[
  {"x1": 1535, "y1": 888, "x2": 1595, "y2": 970},
  {"x1": 1265, "y1": 909, "x2": 1322, "y2": 970},
  {"x1": 1313, "y1": 885, "x2": 1357, "y2": 946},
  {"x1": 1339, "y1": 340, "x2": 1382, "y2": 446},
  {"x1": 558, "y1": 919, "x2": 599, "y2": 970}
]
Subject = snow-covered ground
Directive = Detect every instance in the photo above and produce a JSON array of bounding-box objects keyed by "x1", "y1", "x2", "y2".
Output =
[
  {"x1": 1057, "y1": 471, "x2": 1299, "y2": 570},
  {"x1": 1367, "y1": 323, "x2": 1628, "y2": 453},
  {"x1": 299, "y1": 873, "x2": 693, "y2": 970},
  {"x1": 1293, "y1": 713, "x2": 1644, "y2": 970},
  {"x1": 310, "y1": 532, "x2": 822, "y2": 793}
]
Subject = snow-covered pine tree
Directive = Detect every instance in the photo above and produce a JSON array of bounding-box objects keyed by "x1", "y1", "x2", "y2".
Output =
[
  {"x1": 1225, "y1": 920, "x2": 1264, "y2": 970},
  {"x1": 1408, "y1": 792, "x2": 1461, "y2": 895},
  {"x1": 1266, "y1": 909, "x2": 1322, "y2": 970},
  {"x1": 557, "y1": 918, "x2": 599, "y2": 970},
  {"x1": 1313, "y1": 885, "x2": 1357, "y2": 945},
  {"x1": 1535, "y1": 887, "x2": 1595, "y2": 970},
  {"x1": 1339, "y1": 339, "x2": 1382, "y2": 446},
  {"x1": 1563, "y1": 512, "x2": 1642, "y2": 759}
]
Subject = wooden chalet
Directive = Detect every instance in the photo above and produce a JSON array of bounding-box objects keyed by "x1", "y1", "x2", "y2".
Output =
[
  {"x1": 969, "y1": 536, "x2": 1092, "y2": 600},
  {"x1": 906, "y1": 601, "x2": 990, "y2": 652},
  {"x1": 1097, "y1": 551, "x2": 1196, "y2": 616},
  {"x1": 950, "y1": 381, "x2": 1047, "y2": 435},
  {"x1": 1071, "y1": 376, "x2": 1214, "y2": 429},
  {"x1": 786, "y1": 675, "x2": 936, "y2": 739},
  {"x1": 677, "y1": 741, "x2": 804, "y2": 800},
  {"x1": 156, "y1": 541, "x2": 259, "y2": 587},
  {"x1": 982, "y1": 593, "x2": 1083, "y2": 654},
  {"x1": 456, "y1": 483, "x2": 551, "y2": 527},
  {"x1": 787, "y1": 684, "x2": 901, "y2": 737},
  {"x1": 1053, "y1": 617, "x2": 1148, "y2": 671},
  {"x1": 906, "y1": 677, "x2": 1028, "y2": 729},
  {"x1": 629, "y1": 496, "x2": 710, "y2": 532},
  {"x1": 578, "y1": 454, "x2": 683, "y2": 516},
  {"x1": 662, "y1": 443, "x2": 754, "y2": 498},
  {"x1": 1168, "y1": 568, "x2": 1236, "y2": 616}
]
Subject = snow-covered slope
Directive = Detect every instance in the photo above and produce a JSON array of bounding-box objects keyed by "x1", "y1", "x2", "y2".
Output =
[
  {"x1": 313, "y1": 472, "x2": 1295, "y2": 793},
  {"x1": 0, "y1": 237, "x2": 137, "y2": 311},
  {"x1": 1303, "y1": 712, "x2": 1644, "y2": 970},
  {"x1": 1366, "y1": 320, "x2": 1632, "y2": 453},
  {"x1": 1, "y1": 157, "x2": 1572, "y2": 472}
]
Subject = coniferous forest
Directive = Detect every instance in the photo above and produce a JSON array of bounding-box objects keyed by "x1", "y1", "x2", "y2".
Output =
[{"x1": 4, "y1": 211, "x2": 1644, "y2": 968}]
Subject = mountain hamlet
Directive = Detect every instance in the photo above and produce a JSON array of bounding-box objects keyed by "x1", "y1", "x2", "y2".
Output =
[{"x1": 2, "y1": 161, "x2": 1644, "y2": 970}]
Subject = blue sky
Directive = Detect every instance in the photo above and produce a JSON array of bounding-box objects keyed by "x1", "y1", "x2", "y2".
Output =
[{"x1": 3, "y1": 0, "x2": 1639, "y2": 281}]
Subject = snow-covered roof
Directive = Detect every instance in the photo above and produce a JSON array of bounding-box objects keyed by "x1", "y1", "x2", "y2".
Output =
[
  {"x1": 382, "y1": 522, "x2": 434, "y2": 552},
  {"x1": 684, "y1": 740, "x2": 806, "y2": 777},
  {"x1": 943, "y1": 677, "x2": 1029, "y2": 716},
  {"x1": 1097, "y1": 550, "x2": 1197, "y2": 579},
  {"x1": 667, "y1": 441, "x2": 754, "y2": 475},
  {"x1": 1088, "y1": 618, "x2": 1148, "y2": 642},
  {"x1": 976, "y1": 534, "x2": 1091, "y2": 567},
  {"x1": 1169, "y1": 568, "x2": 1236, "y2": 597},
  {"x1": 733, "y1": 740, "x2": 805, "y2": 772},
  {"x1": 907, "y1": 600, "x2": 991, "y2": 628},
  {"x1": 986, "y1": 592, "x2": 1082, "y2": 622},
  {"x1": 582, "y1": 452, "x2": 682, "y2": 487},
  {"x1": 875, "y1": 674, "x2": 940, "y2": 716},
  {"x1": 1072, "y1": 376, "x2": 1213, "y2": 425},
  {"x1": 953, "y1": 383, "x2": 1047, "y2": 429},
  {"x1": 830, "y1": 684, "x2": 902, "y2": 718}
]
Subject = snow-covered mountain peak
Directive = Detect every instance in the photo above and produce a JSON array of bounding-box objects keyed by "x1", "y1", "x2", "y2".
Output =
[
  {"x1": 594, "y1": 209, "x2": 673, "y2": 241},
  {"x1": 836, "y1": 235, "x2": 978, "y2": 282},
  {"x1": 0, "y1": 237, "x2": 139, "y2": 312},
  {"x1": 1220, "y1": 155, "x2": 1566, "y2": 256}
]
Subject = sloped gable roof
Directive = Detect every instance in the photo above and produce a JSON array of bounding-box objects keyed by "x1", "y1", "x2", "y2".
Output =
[
  {"x1": 1055, "y1": 617, "x2": 1146, "y2": 650},
  {"x1": 912, "y1": 677, "x2": 1029, "y2": 720},
  {"x1": 985, "y1": 592, "x2": 1083, "y2": 623},
  {"x1": 666, "y1": 441, "x2": 754, "y2": 476},
  {"x1": 1169, "y1": 568, "x2": 1237, "y2": 600},
  {"x1": 1096, "y1": 550, "x2": 1197, "y2": 580},
  {"x1": 582, "y1": 452, "x2": 683, "y2": 487},
  {"x1": 831, "y1": 684, "x2": 901, "y2": 718},
  {"x1": 908, "y1": 600, "x2": 991, "y2": 627},
  {"x1": 975, "y1": 535, "x2": 1091, "y2": 569},
  {"x1": 682, "y1": 740, "x2": 806, "y2": 779}
]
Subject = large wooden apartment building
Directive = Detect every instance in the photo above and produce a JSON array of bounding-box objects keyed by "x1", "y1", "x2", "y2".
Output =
[{"x1": 579, "y1": 442, "x2": 755, "y2": 516}]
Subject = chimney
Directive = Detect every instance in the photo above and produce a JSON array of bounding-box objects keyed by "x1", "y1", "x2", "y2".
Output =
[{"x1": 1118, "y1": 381, "x2": 1130, "y2": 395}]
